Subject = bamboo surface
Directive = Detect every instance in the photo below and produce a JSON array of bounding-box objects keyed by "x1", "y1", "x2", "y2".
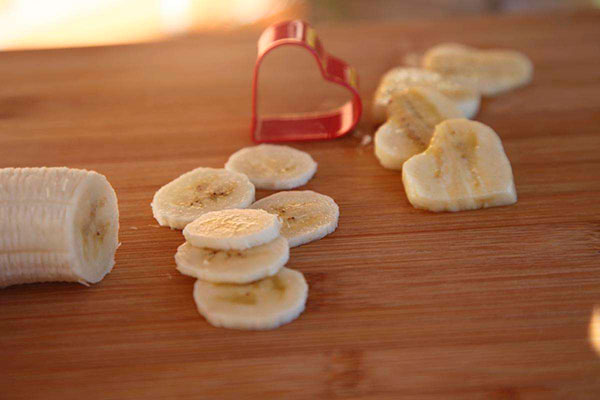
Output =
[{"x1": 1, "y1": 11, "x2": 600, "y2": 400}]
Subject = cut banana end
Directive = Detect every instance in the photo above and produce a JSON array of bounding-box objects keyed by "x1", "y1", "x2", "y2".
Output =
[
  {"x1": 422, "y1": 43, "x2": 533, "y2": 97},
  {"x1": 225, "y1": 144, "x2": 317, "y2": 190},
  {"x1": 193, "y1": 267, "x2": 308, "y2": 330},
  {"x1": 250, "y1": 190, "x2": 339, "y2": 248},
  {"x1": 372, "y1": 67, "x2": 481, "y2": 124},
  {"x1": 176, "y1": 236, "x2": 289, "y2": 284},
  {"x1": 151, "y1": 167, "x2": 255, "y2": 230},
  {"x1": 183, "y1": 208, "x2": 281, "y2": 250},
  {"x1": 374, "y1": 87, "x2": 464, "y2": 170},
  {"x1": 0, "y1": 167, "x2": 119, "y2": 287},
  {"x1": 402, "y1": 119, "x2": 517, "y2": 212}
]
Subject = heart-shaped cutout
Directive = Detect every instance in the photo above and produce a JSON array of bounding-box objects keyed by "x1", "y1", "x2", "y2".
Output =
[
  {"x1": 251, "y1": 20, "x2": 362, "y2": 143},
  {"x1": 256, "y1": 46, "x2": 354, "y2": 117},
  {"x1": 402, "y1": 118, "x2": 516, "y2": 212},
  {"x1": 422, "y1": 43, "x2": 533, "y2": 97}
]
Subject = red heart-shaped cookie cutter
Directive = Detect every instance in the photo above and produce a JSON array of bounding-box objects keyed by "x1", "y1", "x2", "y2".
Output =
[{"x1": 251, "y1": 20, "x2": 362, "y2": 143}]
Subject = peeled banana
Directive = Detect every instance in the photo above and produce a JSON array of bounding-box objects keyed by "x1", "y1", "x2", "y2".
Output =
[
  {"x1": 250, "y1": 190, "x2": 339, "y2": 247},
  {"x1": 151, "y1": 167, "x2": 255, "y2": 230},
  {"x1": 402, "y1": 119, "x2": 517, "y2": 212},
  {"x1": 193, "y1": 267, "x2": 308, "y2": 330},
  {"x1": 183, "y1": 208, "x2": 282, "y2": 250},
  {"x1": 225, "y1": 144, "x2": 317, "y2": 190},
  {"x1": 374, "y1": 87, "x2": 464, "y2": 170},
  {"x1": 0, "y1": 167, "x2": 119, "y2": 287},
  {"x1": 422, "y1": 43, "x2": 533, "y2": 97},
  {"x1": 372, "y1": 67, "x2": 481, "y2": 124}
]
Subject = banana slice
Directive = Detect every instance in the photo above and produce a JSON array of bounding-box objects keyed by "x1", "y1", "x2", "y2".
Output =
[
  {"x1": 250, "y1": 191, "x2": 339, "y2": 247},
  {"x1": 151, "y1": 167, "x2": 255, "y2": 230},
  {"x1": 374, "y1": 87, "x2": 464, "y2": 170},
  {"x1": 225, "y1": 144, "x2": 317, "y2": 190},
  {"x1": 422, "y1": 43, "x2": 533, "y2": 97},
  {"x1": 193, "y1": 267, "x2": 308, "y2": 330},
  {"x1": 175, "y1": 236, "x2": 289, "y2": 284},
  {"x1": 0, "y1": 167, "x2": 119, "y2": 287},
  {"x1": 372, "y1": 67, "x2": 480, "y2": 124},
  {"x1": 183, "y1": 208, "x2": 281, "y2": 250},
  {"x1": 402, "y1": 119, "x2": 517, "y2": 212}
]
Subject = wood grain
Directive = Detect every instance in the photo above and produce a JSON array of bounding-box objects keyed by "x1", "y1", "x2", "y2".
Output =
[{"x1": 1, "y1": 11, "x2": 600, "y2": 400}]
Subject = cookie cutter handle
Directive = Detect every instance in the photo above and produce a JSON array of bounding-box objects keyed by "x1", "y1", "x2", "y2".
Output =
[{"x1": 251, "y1": 20, "x2": 362, "y2": 143}]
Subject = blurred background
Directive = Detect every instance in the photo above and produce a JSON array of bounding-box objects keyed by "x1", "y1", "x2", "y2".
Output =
[{"x1": 0, "y1": 0, "x2": 597, "y2": 51}]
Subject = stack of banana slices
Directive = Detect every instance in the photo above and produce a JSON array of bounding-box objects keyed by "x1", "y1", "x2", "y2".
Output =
[
  {"x1": 371, "y1": 42, "x2": 531, "y2": 212},
  {"x1": 175, "y1": 208, "x2": 308, "y2": 330},
  {"x1": 151, "y1": 144, "x2": 339, "y2": 330}
]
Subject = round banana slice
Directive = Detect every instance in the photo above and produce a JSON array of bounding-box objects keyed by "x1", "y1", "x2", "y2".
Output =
[
  {"x1": 250, "y1": 190, "x2": 339, "y2": 247},
  {"x1": 151, "y1": 167, "x2": 255, "y2": 230},
  {"x1": 374, "y1": 87, "x2": 464, "y2": 170},
  {"x1": 422, "y1": 43, "x2": 533, "y2": 97},
  {"x1": 175, "y1": 236, "x2": 289, "y2": 284},
  {"x1": 0, "y1": 167, "x2": 119, "y2": 287},
  {"x1": 372, "y1": 67, "x2": 480, "y2": 124},
  {"x1": 193, "y1": 267, "x2": 308, "y2": 330},
  {"x1": 183, "y1": 208, "x2": 281, "y2": 250},
  {"x1": 225, "y1": 144, "x2": 317, "y2": 190}
]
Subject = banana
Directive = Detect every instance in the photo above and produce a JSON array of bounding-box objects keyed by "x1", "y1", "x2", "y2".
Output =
[
  {"x1": 372, "y1": 67, "x2": 480, "y2": 124},
  {"x1": 0, "y1": 167, "x2": 119, "y2": 287},
  {"x1": 193, "y1": 267, "x2": 308, "y2": 330},
  {"x1": 402, "y1": 119, "x2": 517, "y2": 212},
  {"x1": 374, "y1": 87, "x2": 464, "y2": 170},
  {"x1": 151, "y1": 167, "x2": 255, "y2": 230},
  {"x1": 422, "y1": 43, "x2": 533, "y2": 97},
  {"x1": 250, "y1": 190, "x2": 339, "y2": 247},
  {"x1": 183, "y1": 208, "x2": 282, "y2": 250},
  {"x1": 175, "y1": 236, "x2": 289, "y2": 284},
  {"x1": 225, "y1": 144, "x2": 317, "y2": 190}
]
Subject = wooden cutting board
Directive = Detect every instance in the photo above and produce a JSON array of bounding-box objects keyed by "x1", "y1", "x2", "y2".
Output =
[{"x1": 1, "y1": 11, "x2": 600, "y2": 399}]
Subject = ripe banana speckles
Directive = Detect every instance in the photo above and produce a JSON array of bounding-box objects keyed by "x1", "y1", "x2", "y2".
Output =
[
  {"x1": 151, "y1": 167, "x2": 255, "y2": 229},
  {"x1": 251, "y1": 190, "x2": 339, "y2": 248},
  {"x1": 374, "y1": 87, "x2": 464, "y2": 170},
  {"x1": 402, "y1": 119, "x2": 517, "y2": 212},
  {"x1": 422, "y1": 43, "x2": 533, "y2": 97},
  {"x1": 372, "y1": 67, "x2": 481, "y2": 124},
  {"x1": 183, "y1": 209, "x2": 281, "y2": 250},
  {"x1": 225, "y1": 144, "x2": 317, "y2": 190},
  {"x1": 175, "y1": 236, "x2": 289, "y2": 284},
  {"x1": 0, "y1": 167, "x2": 119, "y2": 287},
  {"x1": 193, "y1": 267, "x2": 308, "y2": 330}
]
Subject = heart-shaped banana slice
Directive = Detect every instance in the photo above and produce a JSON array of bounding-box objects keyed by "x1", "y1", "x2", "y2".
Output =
[
  {"x1": 374, "y1": 87, "x2": 464, "y2": 170},
  {"x1": 402, "y1": 119, "x2": 517, "y2": 212},
  {"x1": 422, "y1": 43, "x2": 533, "y2": 97},
  {"x1": 372, "y1": 67, "x2": 480, "y2": 124}
]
